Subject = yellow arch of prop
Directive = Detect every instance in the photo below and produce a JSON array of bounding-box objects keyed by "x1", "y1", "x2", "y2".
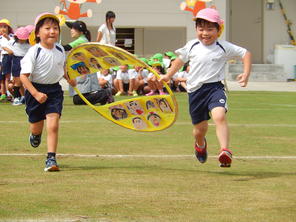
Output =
[{"x1": 66, "y1": 43, "x2": 178, "y2": 132}]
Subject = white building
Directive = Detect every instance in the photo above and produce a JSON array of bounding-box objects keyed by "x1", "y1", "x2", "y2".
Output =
[{"x1": 1, "y1": 0, "x2": 296, "y2": 64}]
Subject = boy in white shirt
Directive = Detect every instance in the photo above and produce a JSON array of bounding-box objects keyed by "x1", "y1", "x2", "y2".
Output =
[{"x1": 160, "y1": 8, "x2": 252, "y2": 167}]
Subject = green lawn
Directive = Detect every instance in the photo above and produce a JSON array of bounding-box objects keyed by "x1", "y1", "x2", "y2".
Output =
[{"x1": 0, "y1": 91, "x2": 296, "y2": 222}]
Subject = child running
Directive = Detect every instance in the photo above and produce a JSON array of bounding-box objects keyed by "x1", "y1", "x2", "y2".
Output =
[
  {"x1": 160, "y1": 8, "x2": 252, "y2": 167},
  {"x1": 20, "y1": 13, "x2": 72, "y2": 172},
  {"x1": 3, "y1": 27, "x2": 31, "y2": 105}
]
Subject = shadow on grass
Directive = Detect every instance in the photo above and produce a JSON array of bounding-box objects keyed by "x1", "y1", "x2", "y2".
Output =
[{"x1": 206, "y1": 170, "x2": 296, "y2": 181}]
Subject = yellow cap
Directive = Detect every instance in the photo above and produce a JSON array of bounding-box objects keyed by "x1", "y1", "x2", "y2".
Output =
[{"x1": 0, "y1": 19, "x2": 12, "y2": 28}]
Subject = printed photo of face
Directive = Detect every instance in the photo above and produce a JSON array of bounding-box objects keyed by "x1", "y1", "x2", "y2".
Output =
[
  {"x1": 108, "y1": 50, "x2": 128, "y2": 61},
  {"x1": 132, "y1": 117, "x2": 147, "y2": 130},
  {"x1": 77, "y1": 65, "x2": 90, "y2": 75},
  {"x1": 146, "y1": 100, "x2": 156, "y2": 110},
  {"x1": 125, "y1": 101, "x2": 144, "y2": 115},
  {"x1": 72, "y1": 52, "x2": 87, "y2": 61},
  {"x1": 157, "y1": 98, "x2": 172, "y2": 113},
  {"x1": 103, "y1": 57, "x2": 121, "y2": 66},
  {"x1": 147, "y1": 112, "x2": 161, "y2": 127},
  {"x1": 110, "y1": 106, "x2": 128, "y2": 120},
  {"x1": 86, "y1": 46, "x2": 108, "y2": 57},
  {"x1": 89, "y1": 57, "x2": 102, "y2": 69}
]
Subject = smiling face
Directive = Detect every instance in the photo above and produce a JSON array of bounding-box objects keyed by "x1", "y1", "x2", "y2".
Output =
[
  {"x1": 0, "y1": 24, "x2": 9, "y2": 35},
  {"x1": 37, "y1": 18, "x2": 60, "y2": 49},
  {"x1": 196, "y1": 21, "x2": 219, "y2": 46},
  {"x1": 70, "y1": 28, "x2": 81, "y2": 38}
]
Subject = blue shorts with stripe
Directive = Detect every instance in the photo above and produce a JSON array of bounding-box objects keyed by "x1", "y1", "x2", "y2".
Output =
[
  {"x1": 188, "y1": 81, "x2": 227, "y2": 125},
  {"x1": 25, "y1": 82, "x2": 64, "y2": 123}
]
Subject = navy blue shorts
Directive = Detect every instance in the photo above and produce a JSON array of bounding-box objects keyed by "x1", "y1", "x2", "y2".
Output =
[
  {"x1": 188, "y1": 81, "x2": 227, "y2": 125},
  {"x1": 12, "y1": 56, "x2": 23, "y2": 77},
  {"x1": 25, "y1": 82, "x2": 64, "y2": 123},
  {"x1": 1, "y1": 54, "x2": 13, "y2": 75}
]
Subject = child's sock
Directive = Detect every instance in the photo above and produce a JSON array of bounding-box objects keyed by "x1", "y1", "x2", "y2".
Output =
[{"x1": 47, "y1": 152, "x2": 56, "y2": 159}]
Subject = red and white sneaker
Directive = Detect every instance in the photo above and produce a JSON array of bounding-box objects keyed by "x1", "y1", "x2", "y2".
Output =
[
  {"x1": 218, "y1": 148, "x2": 232, "y2": 167},
  {"x1": 194, "y1": 138, "x2": 207, "y2": 163}
]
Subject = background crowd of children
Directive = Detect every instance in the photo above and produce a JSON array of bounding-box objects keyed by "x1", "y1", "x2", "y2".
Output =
[{"x1": 0, "y1": 17, "x2": 189, "y2": 107}]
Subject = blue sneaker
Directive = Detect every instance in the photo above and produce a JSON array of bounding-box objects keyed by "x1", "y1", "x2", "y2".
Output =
[
  {"x1": 194, "y1": 138, "x2": 207, "y2": 163},
  {"x1": 29, "y1": 133, "x2": 41, "y2": 148},
  {"x1": 44, "y1": 157, "x2": 60, "y2": 172}
]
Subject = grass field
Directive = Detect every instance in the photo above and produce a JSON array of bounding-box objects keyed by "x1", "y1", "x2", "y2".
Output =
[{"x1": 1, "y1": 91, "x2": 296, "y2": 222}]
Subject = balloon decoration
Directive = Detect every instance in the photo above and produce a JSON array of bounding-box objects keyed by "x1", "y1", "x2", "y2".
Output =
[
  {"x1": 66, "y1": 43, "x2": 178, "y2": 132},
  {"x1": 180, "y1": 0, "x2": 214, "y2": 18},
  {"x1": 54, "y1": 0, "x2": 102, "y2": 20}
]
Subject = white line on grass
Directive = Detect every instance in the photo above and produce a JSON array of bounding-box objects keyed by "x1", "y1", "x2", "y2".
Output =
[
  {"x1": 1, "y1": 153, "x2": 296, "y2": 159},
  {"x1": 1, "y1": 120, "x2": 296, "y2": 127}
]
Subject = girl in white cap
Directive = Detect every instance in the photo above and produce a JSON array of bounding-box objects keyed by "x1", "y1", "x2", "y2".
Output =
[
  {"x1": 20, "y1": 13, "x2": 73, "y2": 172},
  {"x1": 160, "y1": 8, "x2": 252, "y2": 167},
  {"x1": 2, "y1": 27, "x2": 31, "y2": 105}
]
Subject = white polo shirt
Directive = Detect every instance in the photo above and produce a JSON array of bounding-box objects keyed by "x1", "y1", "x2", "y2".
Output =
[
  {"x1": 6, "y1": 40, "x2": 31, "y2": 57},
  {"x1": 21, "y1": 43, "x2": 65, "y2": 84},
  {"x1": 176, "y1": 39, "x2": 247, "y2": 93},
  {"x1": 97, "y1": 72, "x2": 113, "y2": 88}
]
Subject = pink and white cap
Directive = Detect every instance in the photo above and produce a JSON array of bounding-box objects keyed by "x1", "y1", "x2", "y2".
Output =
[
  {"x1": 194, "y1": 8, "x2": 224, "y2": 26},
  {"x1": 25, "y1": 24, "x2": 35, "y2": 34},
  {"x1": 15, "y1": 27, "x2": 30, "y2": 40},
  {"x1": 34, "y1": 12, "x2": 59, "y2": 26}
]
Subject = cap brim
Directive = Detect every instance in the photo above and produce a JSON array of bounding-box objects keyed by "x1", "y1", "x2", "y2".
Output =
[
  {"x1": 65, "y1": 21, "x2": 73, "y2": 29},
  {"x1": 35, "y1": 14, "x2": 59, "y2": 26}
]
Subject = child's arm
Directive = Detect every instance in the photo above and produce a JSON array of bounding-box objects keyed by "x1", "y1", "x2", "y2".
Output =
[
  {"x1": 2, "y1": 47, "x2": 13, "y2": 55},
  {"x1": 99, "y1": 78, "x2": 107, "y2": 88},
  {"x1": 20, "y1": 74, "x2": 48, "y2": 103},
  {"x1": 64, "y1": 66, "x2": 77, "y2": 87},
  {"x1": 236, "y1": 51, "x2": 252, "y2": 87},
  {"x1": 159, "y1": 58, "x2": 184, "y2": 82}
]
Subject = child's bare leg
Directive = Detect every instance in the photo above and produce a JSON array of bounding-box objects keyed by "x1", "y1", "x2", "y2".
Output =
[
  {"x1": 193, "y1": 120, "x2": 208, "y2": 146},
  {"x1": 211, "y1": 107, "x2": 229, "y2": 149},
  {"x1": 46, "y1": 113, "x2": 60, "y2": 153},
  {"x1": 128, "y1": 78, "x2": 136, "y2": 94},
  {"x1": 30, "y1": 120, "x2": 44, "y2": 136}
]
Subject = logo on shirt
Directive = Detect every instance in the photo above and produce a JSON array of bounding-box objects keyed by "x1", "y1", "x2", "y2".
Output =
[{"x1": 219, "y1": 99, "x2": 225, "y2": 104}]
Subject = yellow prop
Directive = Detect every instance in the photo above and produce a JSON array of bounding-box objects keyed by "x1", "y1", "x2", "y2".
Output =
[{"x1": 66, "y1": 43, "x2": 178, "y2": 132}]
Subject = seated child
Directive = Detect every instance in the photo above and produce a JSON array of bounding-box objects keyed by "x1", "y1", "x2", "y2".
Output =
[{"x1": 114, "y1": 64, "x2": 138, "y2": 96}]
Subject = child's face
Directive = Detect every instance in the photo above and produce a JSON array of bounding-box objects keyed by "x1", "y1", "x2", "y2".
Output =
[
  {"x1": 37, "y1": 19, "x2": 59, "y2": 48},
  {"x1": 196, "y1": 23, "x2": 219, "y2": 46},
  {"x1": 71, "y1": 28, "x2": 81, "y2": 38},
  {"x1": 0, "y1": 25, "x2": 9, "y2": 35}
]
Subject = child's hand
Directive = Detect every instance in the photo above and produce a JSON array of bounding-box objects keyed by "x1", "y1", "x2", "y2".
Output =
[
  {"x1": 159, "y1": 75, "x2": 170, "y2": 83},
  {"x1": 34, "y1": 92, "x2": 48, "y2": 104},
  {"x1": 68, "y1": 79, "x2": 77, "y2": 87},
  {"x1": 236, "y1": 73, "x2": 249, "y2": 87}
]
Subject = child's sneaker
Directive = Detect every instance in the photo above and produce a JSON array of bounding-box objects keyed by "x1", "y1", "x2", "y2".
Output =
[
  {"x1": 194, "y1": 138, "x2": 207, "y2": 163},
  {"x1": 29, "y1": 133, "x2": 42, "y2": 148},
  {"x1": 132, "y1": 90, "x2": 138, "y2": 96},
  {"x1": 218, "y1": 148, "x2": 232, "y2": 167},
  {"x1": 145, "y1": 90, "x2": 156, "y2": 96},
  {"x1": 115, "y1": 91, "x2": 122, "y2": 97},
  {"x1": 12, "y1": 97, "x2": 22, "y2": 106},
  {"x1": 0, "y1": 94, "x2": 7, "y2": 101},
  {"x1": 44, "y1": 157, "x2": 59, "y2": 172}
]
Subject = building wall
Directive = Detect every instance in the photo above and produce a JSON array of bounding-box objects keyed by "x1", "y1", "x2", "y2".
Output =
[
  {"x1": 263, "y1": 0, "x2": 296, "y2": 63},
  {"x1": 1, "y1": 0, "x2": 295, "y2": 63}
]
